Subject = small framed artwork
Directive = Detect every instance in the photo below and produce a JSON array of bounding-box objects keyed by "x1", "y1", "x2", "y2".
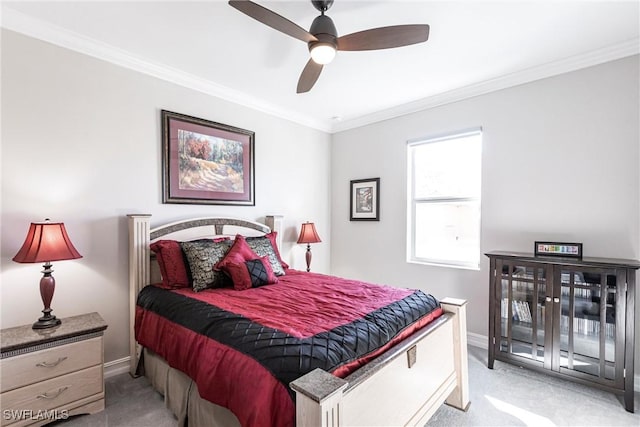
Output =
[
  {"x1": 534, "y1": 241, "x2": 583, "y2": 258},
  {"x1": 350, "y1": 178, "x2": 380, "y2": 221},
  {"x1": 162, "y1": 110, "x2": 254, "y2": 205}
]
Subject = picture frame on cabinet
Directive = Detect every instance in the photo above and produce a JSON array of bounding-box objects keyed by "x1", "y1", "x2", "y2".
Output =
[
  {"x1": 161, "y1": 110, "x2": 255, "y2": 206},
  {"x1": 350, "y1": 178, "x2": 380, "y2": 221},
  {"x1": 534, "y1": 241, "x2": 583, "y2": 258}
]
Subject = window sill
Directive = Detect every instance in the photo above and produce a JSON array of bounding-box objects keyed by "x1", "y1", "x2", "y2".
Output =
[{"x1": 407, "y1": 259, "x2": 480, "y2": 271}]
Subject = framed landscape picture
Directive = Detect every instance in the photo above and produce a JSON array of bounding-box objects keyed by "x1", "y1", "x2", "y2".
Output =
[
  {"x1": 350, "y1": 178, "x2": 380, "y2": 221},
  {"x1": 161, "y1": 110, "x2": 254, "y2": 205}
]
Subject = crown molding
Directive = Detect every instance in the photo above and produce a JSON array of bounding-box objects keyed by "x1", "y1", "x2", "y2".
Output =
[
  {"x1": 331, "y1": 38, "x2": 640, "y2": 133},
  {"x1": 0, "y1": 6, "x2": 333, "y2": 133},
  {"x1": 2, "y1": 6, "x2": 638, "y2": 135}
]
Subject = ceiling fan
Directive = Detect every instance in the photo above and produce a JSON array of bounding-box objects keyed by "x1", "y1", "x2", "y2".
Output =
[{"x1": 229, "y1": 0, "x2": 430, "y2": 93}]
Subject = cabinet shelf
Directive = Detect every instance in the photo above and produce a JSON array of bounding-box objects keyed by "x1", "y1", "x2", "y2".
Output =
[{"x1": 487, "y1": 251, "x2": 638, "y2": 413}]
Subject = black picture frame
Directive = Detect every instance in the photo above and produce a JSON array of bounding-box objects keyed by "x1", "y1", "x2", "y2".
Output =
[
  {"x1": 161, "y1": 110, "x2": 255, "y2": 206},
  {"x1": 534, "y1": 241, "x2": 583, "y2": 258},
  {"x1": 350, "y1": 178, "x2": 380, "y2": 221}
]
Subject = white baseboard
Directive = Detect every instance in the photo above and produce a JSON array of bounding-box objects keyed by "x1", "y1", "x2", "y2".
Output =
[
  {"x1": 466, "y1": 332, "x2": 640, "y2": 392},
  {"x1": 467, "y1": 332, "x2": 487, "y2": 349},
  {"x1": 104, "y1": 356, "x2": 130, "y2": 378}
]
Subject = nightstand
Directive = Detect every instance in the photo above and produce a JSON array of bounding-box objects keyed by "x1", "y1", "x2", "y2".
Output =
[{"x1": 0, "y1": 312, "x2": 108, "y2": 426}]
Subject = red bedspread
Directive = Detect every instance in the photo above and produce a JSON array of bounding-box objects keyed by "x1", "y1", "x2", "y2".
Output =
[{"x1": 135, "y1": 270, "x2": 442, "y2": 427}]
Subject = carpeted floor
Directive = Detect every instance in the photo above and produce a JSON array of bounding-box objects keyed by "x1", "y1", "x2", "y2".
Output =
[
  {"x1": 52, "y1": 345, "x2": 639, "y2": 426},
  {"x1": 427, "y1": 347, "x2": 639, "y2": 426}
]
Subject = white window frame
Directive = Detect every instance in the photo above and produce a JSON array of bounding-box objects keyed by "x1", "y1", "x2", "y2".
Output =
[{"x1": 407, "y1": 128, "x2": 482, "y2": 270}]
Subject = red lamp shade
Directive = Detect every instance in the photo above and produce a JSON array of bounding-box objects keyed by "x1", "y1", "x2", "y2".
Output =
[
  {"x1": 13, "y1": 221, "x2": 82, "y2": 263},
  {"x1": 297, "y1": 222, "x2": 321, "y2": 272},
  {"x1": 13, "y1": 220, "x2": 82, "y2": 329},
  {"x1": 297, "y1": 222, "x2": 322, "y2": 244}
]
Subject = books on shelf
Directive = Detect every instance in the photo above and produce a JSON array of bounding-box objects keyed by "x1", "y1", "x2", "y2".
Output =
[
  {"x1": 519, "y1": 300, "x2": 532, "y2": 323},
  {"x1": 502, "y1": 298, "x2": 532, "y2": 323},
  {"x1": 560, "y1": 315, "x2": 615, "y2": 338},
  {"x1": 560, "y1": 286, "x2": 592, "y2": 299}
]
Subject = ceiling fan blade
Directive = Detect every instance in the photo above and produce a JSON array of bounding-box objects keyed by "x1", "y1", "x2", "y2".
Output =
[
  {"x1": 297, "y1": 59, "x2": 323, "y2": 93},
  {"x1": 337, "y1": 24, "x2": 429, "y2": 51},
  {"x1": 229, "y1": 1, "x2": 317, "y2": 43}
]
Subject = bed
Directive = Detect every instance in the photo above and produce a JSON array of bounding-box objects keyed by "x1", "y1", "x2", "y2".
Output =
[{"x1": 128, "y1": 214, "x2": 469, "y2": 426}]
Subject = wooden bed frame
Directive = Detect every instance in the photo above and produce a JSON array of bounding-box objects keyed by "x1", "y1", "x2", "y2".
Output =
[{"x1": 128, "y1": 214, "x2": 470, "y2": 426}]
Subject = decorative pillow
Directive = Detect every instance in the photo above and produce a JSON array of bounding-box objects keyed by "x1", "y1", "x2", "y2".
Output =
[
  {"x1": 180, "y1": 239, "x2": 233, "y2": 291},
  {"x1": 245, "y1": 232, "x2": 288, "y2": 276},
  {"x1": 150, "y1": 240, "x2": 190, "y2": 288},
  {"x1": 215, "y1": 235, "x2": 256, "y2": 271},
  {"x1": 150, "y1": 238, "x2": 229, "y2": 289},
  {"x1": 264, "y1": 231, "x2": 289, "y2": 269},
  {"x1": 224, "y1": 256, "x2": 278, "y2": 291}
]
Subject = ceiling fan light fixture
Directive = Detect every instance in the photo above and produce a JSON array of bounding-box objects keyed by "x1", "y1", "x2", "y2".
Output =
[
  {"x1": 229, "y1": 1, "x2": 430, "y2": 93},
  {"x1": 310, "y1": 42, "x2": 336, "y2": 64}
]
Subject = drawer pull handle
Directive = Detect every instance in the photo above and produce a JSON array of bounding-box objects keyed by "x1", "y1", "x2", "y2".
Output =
[
  {"x1": 36, "y1": 357, "x2": 68, "y2": 368},
  {"x1": 36, "y1": 386, "x2": 68, "y2": 400}
]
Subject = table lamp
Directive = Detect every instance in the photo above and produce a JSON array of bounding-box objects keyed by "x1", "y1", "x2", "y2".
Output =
[
  {"x1": 12, "y1": 219, "x2": 82, "y2": 329},
  {"x1": 297, "y1": 222, "x2": 321, "y2": 272}
]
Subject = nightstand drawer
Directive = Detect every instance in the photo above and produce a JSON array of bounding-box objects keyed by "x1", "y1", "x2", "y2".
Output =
[
  {"x1": 0, "y1": 337, "x2": 103, "y2": 393},
  {"x1": 1, "y1": 365, "x2": 103, "y2": 426}
]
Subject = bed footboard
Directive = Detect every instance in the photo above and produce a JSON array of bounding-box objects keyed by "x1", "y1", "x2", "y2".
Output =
[
  {"x1": 291, "y1": 298, "x2": 469, "y2": 427},
  {"x1": 129, "y1": 214, "x2": 469, "y2": 425}
]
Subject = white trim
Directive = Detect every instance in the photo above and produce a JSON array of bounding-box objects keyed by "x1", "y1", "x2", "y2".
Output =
[
  {"x1": 407, "y1": 127, "x2": 483, "y2": 146},
  {"x1": 331, "y1": 38, "x2": 640, "y2": 133},
  {"x1": 104, "y1": 356, "x2": 131, "y2": 379},
  {"x1": 2, "y1": 6, "x2": 638, "y2": 134},
  {"x1": 0, "y1": 6, "x2": 332, "y2": 133},
  {"x1": 332, "y1": 38, "x2": 640, "y2": 133},
  {"x1": 467, "y1": 332, "x2": 487, "y2": 349}
]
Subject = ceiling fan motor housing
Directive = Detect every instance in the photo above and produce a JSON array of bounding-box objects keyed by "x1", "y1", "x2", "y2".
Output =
[
  {"x1": 311, "y1": 0, "x2": 334, "y2": 13},
  {"x1": 309, "y1": 14, "x2": 338, "y2": 53}
]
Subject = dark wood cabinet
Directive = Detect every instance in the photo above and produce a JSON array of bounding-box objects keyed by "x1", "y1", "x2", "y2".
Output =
[{"x1": 486, "y1": 251, "x2": 639, "y2": 412}]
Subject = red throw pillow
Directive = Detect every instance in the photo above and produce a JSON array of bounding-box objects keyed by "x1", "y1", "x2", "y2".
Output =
[
  {"x1": 216, "y1": 236, "x2": 279, "y2": 290},
  {"x1": 150, "y1": 240, "x2": 190, "y2": 288},
  {"x1": 215, "y1": 235, "x2": 257, "y2": 271},
  {"x1": 224, "y1": 256, "x2": 278, "y2": 290},
  {"x1": 151, "y1": 237, "x2": 229, "y2": 289}
]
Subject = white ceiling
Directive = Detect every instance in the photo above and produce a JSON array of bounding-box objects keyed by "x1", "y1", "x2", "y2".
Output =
[{"x1": 2, "y1": 1, "x2": 639, "y2": 132}]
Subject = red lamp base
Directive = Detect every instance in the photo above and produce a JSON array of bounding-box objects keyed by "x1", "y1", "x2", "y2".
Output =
[
  {"x1": 305, "y1": 244, "x2": 313, "y2": 272},
  {"x1": 33, "y1": 262, "x2": 61, "y2": 330}
]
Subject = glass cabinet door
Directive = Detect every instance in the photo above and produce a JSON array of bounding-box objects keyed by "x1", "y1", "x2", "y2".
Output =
[
  {"x1": 499, "y1": 263, "x2": 547, "y2": 364},
  {"x1": 556, "y1": 267, "x2": 618, "y2": 380}
]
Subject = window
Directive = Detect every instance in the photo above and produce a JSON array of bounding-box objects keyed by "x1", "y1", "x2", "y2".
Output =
[{"x1": 407, "y1": 129, "x2": 482, "y2": 269}]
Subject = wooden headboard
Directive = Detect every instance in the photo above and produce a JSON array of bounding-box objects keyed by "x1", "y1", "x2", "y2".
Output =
[{"x1": 127, "y1": 214, "x2": 283, "y2": 375}]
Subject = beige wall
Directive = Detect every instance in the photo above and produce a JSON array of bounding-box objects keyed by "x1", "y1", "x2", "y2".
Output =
[
  {"x1": 3, "y1": 27, "x2": 639, "y2": 383},
  {"x1": 0, "y1": 30, "x2": 332, "y2": 364},
  {"x1": 330, "y1": 55, "x2": 640, "y2": 373}
]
